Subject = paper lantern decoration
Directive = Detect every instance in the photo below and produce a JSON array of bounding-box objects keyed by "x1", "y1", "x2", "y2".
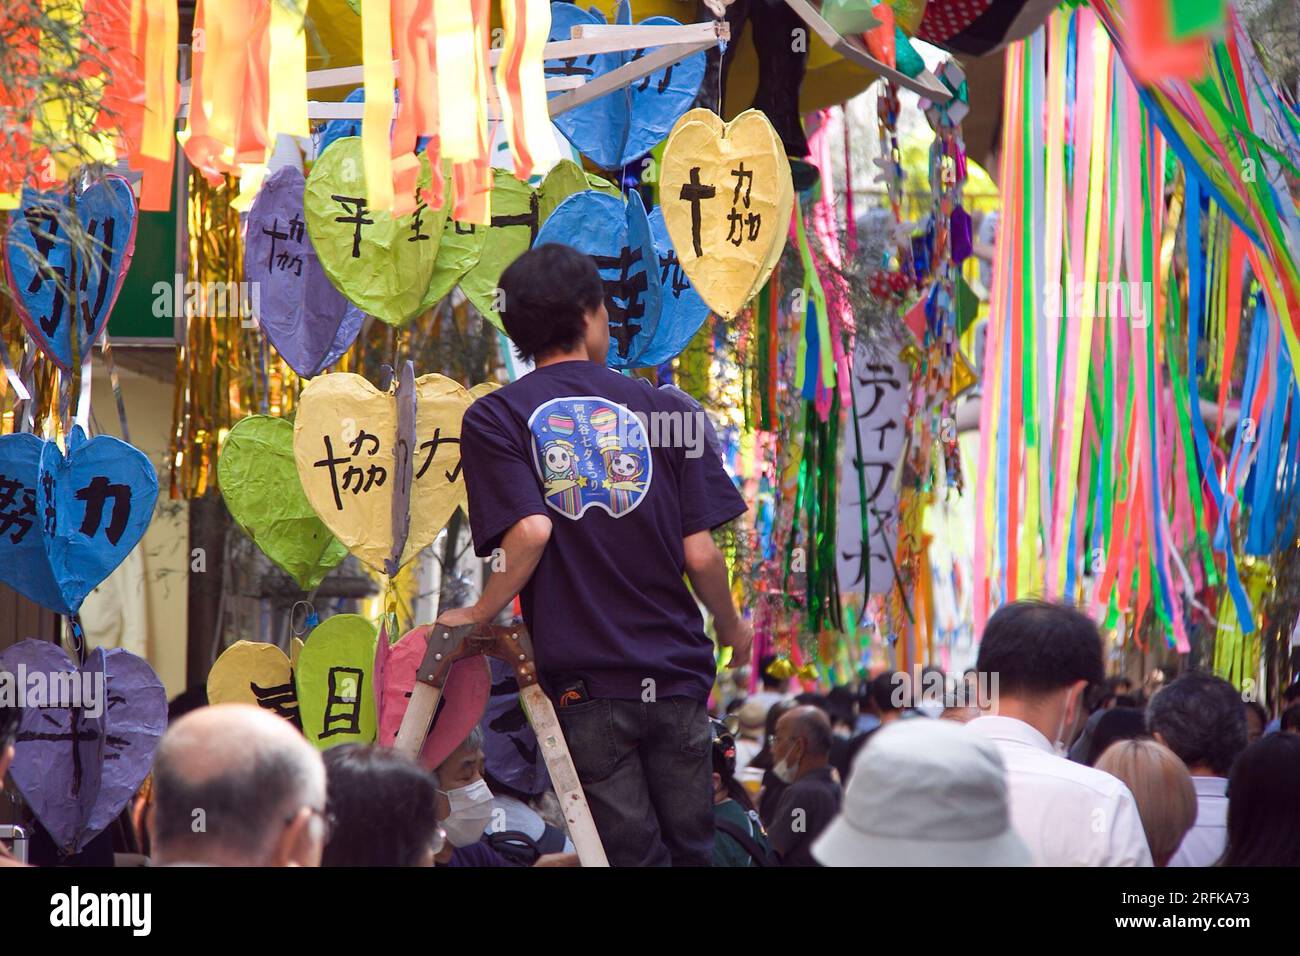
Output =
[
  {"x1": 3, "y1": 175, "x2": 137, "y2": 371},
  {"x1": 207, "y1": 639, "x2": 303, "y2": 724},
  {"x1": 243, "y1": 166, "x2": 364, "y2": 377},
  {"x1": 0, "y1": 426, "x2": 158, "y2": 617},
  {"x1": 293, "y1": 371, "x2": 499, "y2": 574},
  {"x1": 304, "y1": 136, "x2": 444, "y2": 326},
  {"x1": 659, "y1": 109, "x2": 793, "y2": 319},
  {"x1": 544, "y1": 1, "x2": 705, "y2": 170},
  {"x1": 217, "y1": 416, "x2": 350, "y2": 591},
  {"x1": 0, "y1": 640, "x2": 166, "y2": 855},
  {"x1": 533, "y1": 190, "x2": 661, "y2": 368},
  {"x1": 294, "y1": 614, "x2": 378, "y2": 749},
  {"x1": 375, "y1": 625, "x2": 492, "y2": 771}
]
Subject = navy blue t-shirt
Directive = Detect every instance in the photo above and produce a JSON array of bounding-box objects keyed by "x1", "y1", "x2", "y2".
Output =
[{"x1": 459, "y1": 360, "x2": 746, "y2": 703}]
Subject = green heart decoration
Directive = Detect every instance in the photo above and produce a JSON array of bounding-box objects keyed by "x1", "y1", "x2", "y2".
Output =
[
  {"x1": 217, "y1": 415, "x2": 349, "y2": 591},
  {"x1": 305, "y1": 136, "x2": 446, "y2": 327},
  {"x1": 294, "y1": 613, "x2": 378, "y2": 749},
  {"x1": 423, "y1": 161, "x2": 620, "y2": 330}
]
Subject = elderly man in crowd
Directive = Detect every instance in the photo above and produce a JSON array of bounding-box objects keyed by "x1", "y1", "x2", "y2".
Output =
[{"x1": 147, "y1": 704, "x2": 329, "y2": 867}]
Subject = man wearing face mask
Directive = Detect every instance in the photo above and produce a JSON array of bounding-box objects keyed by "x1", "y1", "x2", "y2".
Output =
[
  {"x1": 969, "y1": 601, "x2": 1153, "y2": 866},
  {"x1": 765, "y1": 706, "x2": 842, "y2": 866}
]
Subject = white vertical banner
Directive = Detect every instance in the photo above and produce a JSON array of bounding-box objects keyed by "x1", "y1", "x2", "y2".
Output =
[{"x1": 836, "y1": 344, "x2": 909, "y2": 599}]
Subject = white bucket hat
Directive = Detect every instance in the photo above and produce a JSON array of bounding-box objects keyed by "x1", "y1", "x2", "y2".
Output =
[{"x1": 813, "y1": 718, "x2": 1031, "y2": 867}]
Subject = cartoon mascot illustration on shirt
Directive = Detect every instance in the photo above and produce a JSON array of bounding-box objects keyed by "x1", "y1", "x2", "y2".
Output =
[
  {"x1": 540, "y1": 437, "x2": 586, "y2": 515},
  {"x1": 529, "y1": 398, "x2": 652, "y2": 520}
]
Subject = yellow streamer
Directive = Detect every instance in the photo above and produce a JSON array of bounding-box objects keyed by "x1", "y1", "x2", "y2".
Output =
[{"x1": 362, "y1": 0, "x2": 396, "y2": 211}]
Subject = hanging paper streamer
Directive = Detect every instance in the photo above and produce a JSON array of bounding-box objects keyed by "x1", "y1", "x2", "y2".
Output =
[
  {"x1": 292, "y1": 371, "x2": 498, "y2": 573},
  {"x1": 303, "y1": 136, "x2": 444, "y2": 326},
  {"x1": 243, "y1": 165, "x2": 363, "y2": 377},
  {"x1": 497, "y1": 0, "x2": 561, "y2": 180},
  {"x1": 544, "y1": 1, "x2": 706, "y2": 170},
  {"x1": 0, "y1": 640, "x2": 167, "y2": 856},
  {"x1": 0, "y1": 426, "x2": 158, "y2": 616},
  {"x1": 5, "y1": 175, "x2": 138, "y2": 371},
  {"x1": 217, "y1": 415, "x2": 349, "y2": 591},
  {"x1": 659, "y1": 109, "x2": 794, "y2": 319}
]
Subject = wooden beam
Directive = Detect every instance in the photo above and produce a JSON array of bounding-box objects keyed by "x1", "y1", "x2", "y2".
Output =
[{"x1": 782, "y1": 0, "x2": 953, "y2": 102}]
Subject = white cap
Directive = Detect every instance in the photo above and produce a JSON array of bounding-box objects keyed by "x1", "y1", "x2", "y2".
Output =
[{"x1": 812, "y1": 718, "x2": 1031, "y2": 867}]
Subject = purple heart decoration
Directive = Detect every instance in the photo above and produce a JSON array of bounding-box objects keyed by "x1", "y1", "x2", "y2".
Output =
[
  {"x1": 0, "y1": 640, "x2": 166, "y2": 855},
  {"x1": 3, "y1": 175, "x2": 138, "y2": 372},
  {"x1": 244, "y1": 165, "x2": 363, "y2": 377}
]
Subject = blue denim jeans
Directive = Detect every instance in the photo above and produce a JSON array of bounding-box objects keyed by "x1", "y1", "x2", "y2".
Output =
[{"x1": 555, "y1": 696, "x2": 714, "y2": 866}]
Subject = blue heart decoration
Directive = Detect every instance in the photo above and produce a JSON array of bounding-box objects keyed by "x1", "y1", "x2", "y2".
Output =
[
  {"x1": 535, "y1": 189, "x2": 664, "y2": 368},
  {"x1": 642, "y1": 205, "x2": 710, "y2": 366},
  {"x1": 0, "y1": 426, "x2": 158, "y2": 616},
  {"x1": 545, "y1": 1, "x2": 705, "y2": 170},
  {"x1": 3, "y1": 175, "x2": 138, "y2": 372},
  {"x1": 243, "y1": 165, "x2": 364, "y2": 377}
]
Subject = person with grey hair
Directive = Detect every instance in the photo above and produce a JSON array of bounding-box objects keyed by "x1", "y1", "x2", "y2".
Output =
[
  {"x1": 148, "y1": 704, "x2": 328, "y2": 867},
  {"x1": 1146, "y1": 672, "x2": 1248, "y2": 867},
  {"x1": 765, "y1": 705, "x2": 842, "y2": 866},
  {"x1": 433, "y1": 727, "x2": 577, "y2": 867}
]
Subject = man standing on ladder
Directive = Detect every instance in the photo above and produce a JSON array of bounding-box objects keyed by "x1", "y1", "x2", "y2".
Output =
[{"x1": 442, "y1": 244, "x2": 751, "y2": 866}]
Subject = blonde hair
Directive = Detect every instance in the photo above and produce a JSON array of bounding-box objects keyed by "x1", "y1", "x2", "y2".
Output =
[{"x1": 1095, "y1": 738, "x2": 1196, "y2": 866}]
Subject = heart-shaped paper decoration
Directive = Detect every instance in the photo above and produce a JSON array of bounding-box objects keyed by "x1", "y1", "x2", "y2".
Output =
[
  {"x1": 0, "y1": 426, "x2": 158, "y2": 616},
  {"x1": 295, "y1": 613, "x2": 378, "y2": 749},
  {"x1": 244, "y1": 165, "x2": 364, "y2": 377},
  {"x1": 206, "y1": 639, "x2": 301, "y2": 723},
  {"x1": 660, "y1": 108, "x2": 794, "y2": 319},
  {"x1": 218, "y1": 415, "x2": 349, "y2": 591},
  {"x1": 4, "y1": 175, "x2": 138, "y2": 371},
  {"x1": 545, "y1": 1, "x2": 705, "y2": 170},
  {"x1": 533, "y1": 189, "x2": 664, "y2": 368},
  {"x1": 642, "y1": 205, "x2": 711, "y2": 367},
  {"x1": 428, "y1": 161, "x2": 614, "y2": 330},
  {"x1": 375, "y1": 625, "x2": 491, "y2": 771},
  {"x1": 0, "y1": 640, "x2": 165, "y2": 854},
  {"x1": 293, "y1": 372, "x2": 499, "y2": 572},
  {"x1": 305, "y1": 136, "x2": 445, "y2": 327}
]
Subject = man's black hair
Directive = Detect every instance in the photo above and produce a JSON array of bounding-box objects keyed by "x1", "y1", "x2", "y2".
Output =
[
  {"x1": 1284, "y1": 683, "x2": 1300, "y2": 705},
  {"x1": 497, "y1": 244, "x2": 604, "y2": 364},
  {"x1": 1222, "y1": 733, "x2": 1300, "y2": 865},
  {"x1": 758, "y1": 653, "x2": 782, "y2": 690},
  {"x1": 975, "y1": 599, "x2": 1104, "y2": 697},
  {"x1": 1146, "y1": 672, "x2": 1248, "y2": 776},
  {"x1": 323, "y1": 744, "x2": 439, "y2": 867},
  {"x1": 1282, "y1": 704, "x2": 1300, "y2": 734},
  {"x1": 866, "y1": 672, "x2": 905, "y2": 713}
]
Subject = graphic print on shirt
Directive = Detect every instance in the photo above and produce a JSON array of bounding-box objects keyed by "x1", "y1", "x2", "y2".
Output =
[{"x1": 528, "y1": 396, "x2": 653, "y2": 519}]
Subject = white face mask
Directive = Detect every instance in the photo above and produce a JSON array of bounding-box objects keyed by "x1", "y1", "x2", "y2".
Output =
[
  {"x1": 772, "y1": 746, "x2": 800, "y2": 784},
  {"x1": 438, "y1": 779, "x2": 495, "y2": 847}
]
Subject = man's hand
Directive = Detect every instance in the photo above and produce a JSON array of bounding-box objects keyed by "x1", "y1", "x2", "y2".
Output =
[
  {"x1": 435, "y1": 605, "x2": 488, "y2": 629},
  {"x1": 717, "y1": 615, "x2": 753, "y2": 669}
]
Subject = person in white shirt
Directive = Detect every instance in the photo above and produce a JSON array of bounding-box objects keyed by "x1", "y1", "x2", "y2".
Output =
[
  {"x1": 1145, "y1": 672, "x2": 1247, "y2": 867},
  {"x1": 968, "y1": 600, "x2": 1153, "y2": 867}
]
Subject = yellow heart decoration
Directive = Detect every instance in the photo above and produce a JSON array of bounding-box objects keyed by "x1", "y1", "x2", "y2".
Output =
[
  {"x1": 207, "y1": 640, "x2": 294, "y2": 710},
  {"x1": 660, "y1": 108, "x2": 794, "y2": 320},
  {"x1": 293, "y1": 372, "x2": 499, "y2": 572}
]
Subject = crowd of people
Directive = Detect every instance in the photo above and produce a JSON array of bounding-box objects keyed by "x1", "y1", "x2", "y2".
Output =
[
  {"x1": 3, "y1": 599, "x2": 1298, "y2": 868},
  {"x1": 3, "y1": 250, "x2": 1299, "y2": 868}
]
